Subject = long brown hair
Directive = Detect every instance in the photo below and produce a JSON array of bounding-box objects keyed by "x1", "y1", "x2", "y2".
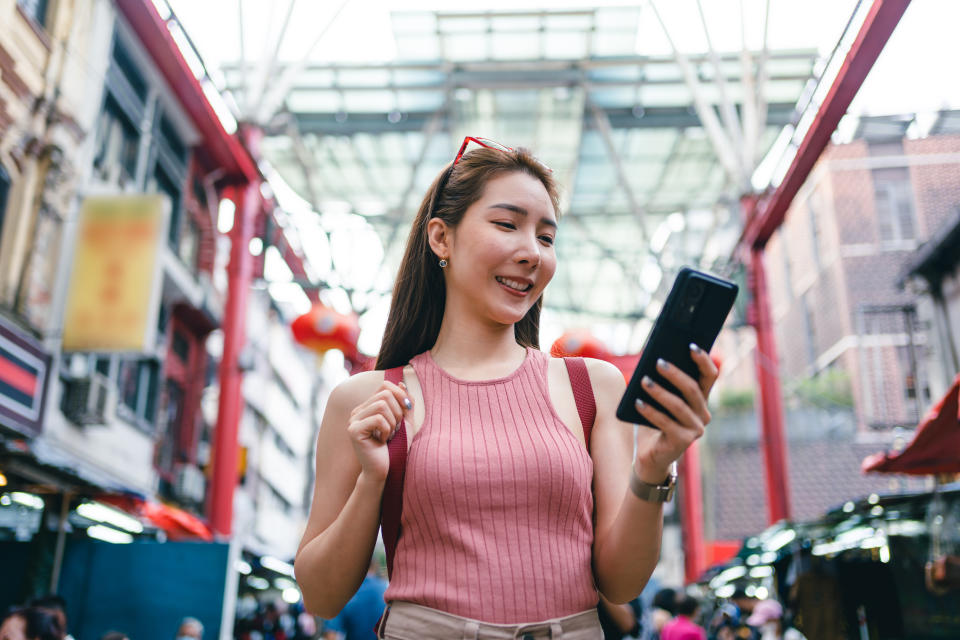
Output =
[{"x1": 376, "y1": 146, "x2": 560, "y2": 370}]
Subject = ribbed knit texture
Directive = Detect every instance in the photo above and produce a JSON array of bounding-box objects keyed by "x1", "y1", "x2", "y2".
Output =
[{"x1": 382, "y1": 347, "x2": 597, "y2": 623}]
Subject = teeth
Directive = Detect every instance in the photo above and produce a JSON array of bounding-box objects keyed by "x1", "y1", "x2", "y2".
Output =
[{"x1": 496, "y1": 277, "x2": 531, "y2": 292}]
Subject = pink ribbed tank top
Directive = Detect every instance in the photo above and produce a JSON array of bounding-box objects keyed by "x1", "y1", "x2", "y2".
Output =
[{"x1": 382, "y1": 347, "x2": 598, "y2": 623}]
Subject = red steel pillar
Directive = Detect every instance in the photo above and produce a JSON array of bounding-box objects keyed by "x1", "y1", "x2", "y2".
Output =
[
  {"x1": 209, "y1": 167, "x2": 261, "y2": 537},
  {"x1": 743, "y1": 217, "x2": 792, "y2": 524},
  {"x1": 679, "y1": 440, "x2": 707, "y2": 583}
]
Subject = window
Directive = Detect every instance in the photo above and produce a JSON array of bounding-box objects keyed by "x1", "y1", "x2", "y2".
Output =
[
  {"x1": 93, "y1": 95, "x2": 140, "y2": 188},
  {"x1": 172, "y1": 329, "x2": 190, "y2": 363},
  {"x1": 156, "y1": 379, "x2": 186, "y2": 473},
  {"x1": 0, "y1": 164, "x2": 9, "y2": 241},
  {"x1": 178, "y1": 216, "x2": 200, "y2": 272},
  {"x1": 148, "y1": 166, "x2": 183, "y2": 250},
  {"x1": 117, "y1": 358, "x2": 160, "y2": 429},
  {"x1": 808, "y1": 191, "x2": 824, "y2": 269},
  {"x1": 872, "y1": 166, "x2": 916, "y2": 243},
  {"x1": 17, "y1": 0, "x2": 48, "y2": 26},
  {"x1": 111, "y1": 38, "x2": 148, "y2": 102},
  {"x1": 801, "y1": 291, "x2": 817, "y2": 368}
]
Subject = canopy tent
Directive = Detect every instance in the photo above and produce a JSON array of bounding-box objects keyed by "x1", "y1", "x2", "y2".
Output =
[{"x1": 862, "y1": 373, "x2": 960, "y2": 476}]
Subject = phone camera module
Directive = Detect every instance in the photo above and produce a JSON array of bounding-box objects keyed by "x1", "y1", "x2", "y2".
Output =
[{"x1": 676, "y1": 279, "x2": 706, "y2": 324}]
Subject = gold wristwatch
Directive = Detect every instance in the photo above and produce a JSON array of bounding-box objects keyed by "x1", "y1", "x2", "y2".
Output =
[{"x1": 629, "y1": 461, "x2": 678, "y2": 503}]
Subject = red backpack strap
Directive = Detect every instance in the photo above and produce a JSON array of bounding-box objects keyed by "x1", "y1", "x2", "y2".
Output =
[
  {"x1": 380, "y1": 365, "x2": 408, "y2": 580},
  {"x1": 564, "y1": 357, "x2": 596, "y2": 450}
]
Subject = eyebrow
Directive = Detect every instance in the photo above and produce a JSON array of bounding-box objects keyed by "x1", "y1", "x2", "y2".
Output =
[{"x1": 488, "y1": 203, "x2": 558, "y2": 229}]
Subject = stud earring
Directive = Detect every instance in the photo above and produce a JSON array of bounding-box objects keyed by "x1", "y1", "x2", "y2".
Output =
[{"x1": 439, "y1": 258, "x2": 448, "y2": 268}]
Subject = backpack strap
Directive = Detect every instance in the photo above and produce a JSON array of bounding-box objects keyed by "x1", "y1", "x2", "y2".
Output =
[
  {"x1": 380, "y1": 365, "x2": 407, "y2": 580},
  {"x1": 564, "y1": 357, "x2": 596, "y2": 450}
]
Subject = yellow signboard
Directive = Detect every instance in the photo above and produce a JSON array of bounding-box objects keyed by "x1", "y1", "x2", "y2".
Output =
[{"x1": 62, "y1": 194, "x2": 168, "y2": 352}]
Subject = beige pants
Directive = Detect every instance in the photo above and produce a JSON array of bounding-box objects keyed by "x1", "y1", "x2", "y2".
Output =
[{"x1": 377, "y1": 601, "x2": 603, "y2": 640}]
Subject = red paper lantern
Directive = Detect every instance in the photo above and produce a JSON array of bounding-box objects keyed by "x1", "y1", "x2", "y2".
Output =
[
  {"x1": 291, "y1": 303, "x2": 360, "y2": 360},
  {"x1": 550, "y1": 330, "x2": 612, "y2": 360}
]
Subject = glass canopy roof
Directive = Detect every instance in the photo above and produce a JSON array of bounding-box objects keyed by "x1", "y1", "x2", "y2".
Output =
[{"x1": 164, "y1": 0, "x2": 867, "y2": 353}]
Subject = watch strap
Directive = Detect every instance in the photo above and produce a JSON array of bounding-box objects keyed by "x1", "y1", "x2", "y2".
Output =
[{"x1": 629, "y1": 466, "x2": 677, "y2": 503}]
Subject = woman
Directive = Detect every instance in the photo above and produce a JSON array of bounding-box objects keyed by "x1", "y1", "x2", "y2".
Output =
[{"x1": 295, "y1": 137, "x2": 717, "y2": 639}]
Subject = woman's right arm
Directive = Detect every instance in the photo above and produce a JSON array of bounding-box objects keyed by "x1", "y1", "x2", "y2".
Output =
[{"x1": 294, "y1": 371, "x2": 411, "y2": 617}]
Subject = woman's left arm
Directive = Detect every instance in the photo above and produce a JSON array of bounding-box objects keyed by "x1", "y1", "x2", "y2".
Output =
[{"x1": 589, "y1": 346, "x2": 718, "y2": 603}]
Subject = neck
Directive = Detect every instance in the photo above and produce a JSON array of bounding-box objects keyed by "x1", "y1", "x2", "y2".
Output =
[{"x1": 431, "y1": 303, "x2": 528, "y2": 378}]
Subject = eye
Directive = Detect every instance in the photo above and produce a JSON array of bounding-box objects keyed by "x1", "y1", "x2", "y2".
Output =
[
  {"x1": 538, "y1": 235, "x2": 555, "y2": 246},
  {"x1": 493, "y1": 221, "x2": 516, "y2": 230}
]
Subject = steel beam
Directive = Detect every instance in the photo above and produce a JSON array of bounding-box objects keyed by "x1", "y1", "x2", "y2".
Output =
[
  {"x1": 221, "y1": 50, "x2": 817, "y2": 75},
  {"x1": 741, "y1": 0, "x2": 912, "y2": 250},
  {"x1": 649, "y1": 1, "x2": 744, "y2": 187},
  {"x1": 588, "y1": 100, "x2": 647, "y2": 238}
]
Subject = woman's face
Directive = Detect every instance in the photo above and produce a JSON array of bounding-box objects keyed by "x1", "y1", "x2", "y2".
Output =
[{"x1": 436, "y1": 170, "x2": 558, "y2": 326}]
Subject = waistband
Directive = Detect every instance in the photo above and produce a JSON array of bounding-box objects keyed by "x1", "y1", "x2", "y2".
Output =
[{"x1": 377, "y1": 601, "x2": 602, "y2": 640}]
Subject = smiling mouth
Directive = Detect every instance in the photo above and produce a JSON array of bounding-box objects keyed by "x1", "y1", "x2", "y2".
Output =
[{"x1": 495, "y1": 276, "x2": 533, "y2": 292}]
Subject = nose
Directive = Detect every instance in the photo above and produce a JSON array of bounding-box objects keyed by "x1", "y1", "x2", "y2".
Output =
[{"x1": 516, "y1": 231, "x2": 541, "y2": 268}]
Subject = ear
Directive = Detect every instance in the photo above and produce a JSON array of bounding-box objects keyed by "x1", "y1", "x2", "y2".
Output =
[{"x1": 426, "y1": 217, "x2": 453, "y2": 259}]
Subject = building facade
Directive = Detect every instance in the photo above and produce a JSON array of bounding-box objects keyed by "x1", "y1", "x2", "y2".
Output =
[
  {"x1": 0, "y1": 0, "x2": 322, "y2": 611},
  {"x1": 705, "y1": 116, "x2": 960, "y2": 541}
]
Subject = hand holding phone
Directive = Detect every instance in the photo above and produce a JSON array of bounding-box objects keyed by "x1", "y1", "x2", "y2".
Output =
[{"x1": 616, "y1": 267, "x2": 738, "y2": 428}]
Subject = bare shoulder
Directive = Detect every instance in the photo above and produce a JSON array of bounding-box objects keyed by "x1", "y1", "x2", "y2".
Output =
[
  {"x1": 325, "y1": 369, "x2": 386, "y2": 414},
  {"x1": 582, "y1": 357, "x2": 627, "y2": 391}
]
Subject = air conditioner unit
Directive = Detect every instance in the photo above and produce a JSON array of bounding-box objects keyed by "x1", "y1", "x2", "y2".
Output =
[
  {"x1": 174, "y1": 464, "x2": 207, "y2": 504},
  {"x1": 61, "y1": 374, "x2": 114, "y2": 425}
]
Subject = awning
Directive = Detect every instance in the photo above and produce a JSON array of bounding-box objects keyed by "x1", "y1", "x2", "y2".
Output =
[
  {"x1": 862, "y1": 373, "x2": 960, "y2": 475},
  {"x1": 100, "y1": 493, "x2": 213, "y2": 541}
]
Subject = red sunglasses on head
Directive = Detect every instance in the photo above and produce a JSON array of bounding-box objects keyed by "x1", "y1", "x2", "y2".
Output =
[{"x1": 453, "y1": 136, "x2": 552, "y2": 173}]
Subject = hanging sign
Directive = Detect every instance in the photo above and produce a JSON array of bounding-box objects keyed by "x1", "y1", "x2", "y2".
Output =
[{"x1": 62, "y1": 194, "x2": 169, "y2": 352}]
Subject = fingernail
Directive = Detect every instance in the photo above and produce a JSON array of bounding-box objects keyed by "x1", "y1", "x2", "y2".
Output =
[
  {"x1": 642, "y1": 375, "x2": 654, "y2": 389},
  {"x1": 635, "y1": 398, "x2": 646, "y2": 410},
  {"x1": 690, "y1": 343, "x2": 702, "y2": 354},
  {"x1": 403, "y1": 397, "x2": 412, "y2": 411},
  {"x1": 656, "y1": 358, "x2": 668, "y2": 370}
]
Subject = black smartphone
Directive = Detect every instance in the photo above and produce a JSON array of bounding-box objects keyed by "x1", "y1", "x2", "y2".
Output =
[{"x1": 616, "y1": 267, "x2": 739, "y2": 427}]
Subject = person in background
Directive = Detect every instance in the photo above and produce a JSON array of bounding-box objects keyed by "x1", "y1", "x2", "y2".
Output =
[
  {"x1": 729, "y1": 589, "x2": 757, "y2": 619},
  {"x1": 323, "y1": 558, "x2": 388, "y2": 640},
  {"x1": 644, "y1": 587, "x2": 677, "y2": 640},
  {"x1": 175, "y1": 617, "x2": 204, "y2": 640},
  {"x1": 661, "y1": 595, "x2": 706, "y2": 640},
  {"x1": 25, "y1": 596, "x2": 69, "y2": 640},
  {"x1": 744, "y1": 600, "x2": 806, "y2": 640},
  {"x1": 0, "y1": 608, "x2": 63, "y2": 640}
]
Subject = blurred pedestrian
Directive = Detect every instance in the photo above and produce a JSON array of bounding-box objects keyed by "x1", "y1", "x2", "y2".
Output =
[
  {"x1": 661, "y1": 595, "x2": 705, "y2": 640},
  {"x1": 25, "y1": 596, "x2": 69, "y2": 640},
  {"x1": 744, "y1": 600, "x2": 806, "y2": 640},
  {"x1": 0, "y1": 608, "x2": 63, "y2": 640},
  {"x1": 175, "y1": 617, "x2": 203, "y2": 640},
  {"x1": 729, "y1": 588, "x2": 757, "y2": 619},
  {"x1": 323, "y1": 558, "x2": 387, "y2": 640},
  {"x1": 643, "y1": 587, "x2": 677, "y2": 640},
  {"x1": 298, "y1": 136, "x2": 716, "y2": 640}
]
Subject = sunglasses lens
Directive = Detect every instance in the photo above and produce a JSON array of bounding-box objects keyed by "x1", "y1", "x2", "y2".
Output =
[{"x1": 475, "y1": 137, "x2": 512, "y2": 153}]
